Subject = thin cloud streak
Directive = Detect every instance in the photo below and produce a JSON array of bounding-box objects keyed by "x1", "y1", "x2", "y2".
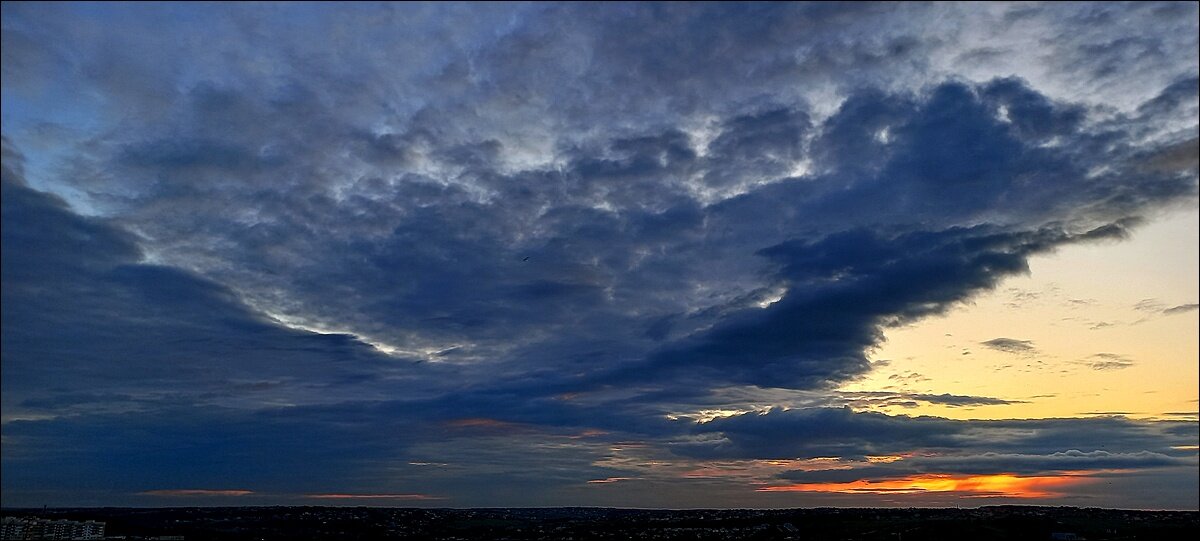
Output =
[
  {"x1": 139, "y1": 489, "x2": 254, "y2": 497},
  {"x1": 305, "y1": 494, "x2": 445, "y2": 501}
]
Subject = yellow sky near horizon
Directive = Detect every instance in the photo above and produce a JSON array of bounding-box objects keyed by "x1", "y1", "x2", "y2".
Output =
[{"x1": 843, "y1": 208, "x2": 1200, "y2": 421}]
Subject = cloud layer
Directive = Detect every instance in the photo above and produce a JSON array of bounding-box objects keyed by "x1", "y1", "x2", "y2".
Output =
[{"x1": 2, "y1": 2, "x2": 1197, "y2": 508}]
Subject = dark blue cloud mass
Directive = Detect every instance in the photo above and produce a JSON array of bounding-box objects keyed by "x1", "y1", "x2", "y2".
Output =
[{"x1": 1, "y1": 2, "x2": 1197, "y2": 508}]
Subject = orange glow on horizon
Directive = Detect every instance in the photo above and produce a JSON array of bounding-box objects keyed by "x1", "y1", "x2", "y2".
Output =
[{"x1": 758, "y1": 472, "x2": 1095, "y2": 498}]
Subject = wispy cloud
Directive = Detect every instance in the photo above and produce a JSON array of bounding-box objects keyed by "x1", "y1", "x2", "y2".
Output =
[
  {"x1": 1163, "y1": 303, "x2": 1199, "y2": 315},
  {"x1": 305, "y1": 494, "x2": 445, "y2": 500},
  {"x1": 980, "y1": 338, "x2": 1038, "y2": 356},
  {"x1": 139, "y1": 489, "x2": 254, "y2": 497},
  {"x1": 1084, "y1": 353, "x2": 1136, "y2": 371},
  {"x1": 587, "y1": 477, "x2": 636, "y2": 484},
  {"x1": 839, "y1": 391, "x2": 1026, "y2": 408}
]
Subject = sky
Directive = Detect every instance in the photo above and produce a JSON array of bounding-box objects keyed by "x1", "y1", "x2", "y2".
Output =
[{"x1": 1, "y1": 2, "x2": 1197, "y2": 510}]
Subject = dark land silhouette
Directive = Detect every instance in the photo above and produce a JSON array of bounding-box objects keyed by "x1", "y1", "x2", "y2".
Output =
[{"x1": 3, "y1": 505, "x2": 1197, "y2": 540}]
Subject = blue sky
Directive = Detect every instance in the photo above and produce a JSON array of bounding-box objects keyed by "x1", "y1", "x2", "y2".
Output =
[{"x1": 2, "y1": 2, "x2": 1197, "y2": 508}]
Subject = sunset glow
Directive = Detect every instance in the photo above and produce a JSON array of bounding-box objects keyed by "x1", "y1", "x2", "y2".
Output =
[{"x1": 759, "y1": 473, "x2": 1095, "y2": 498}]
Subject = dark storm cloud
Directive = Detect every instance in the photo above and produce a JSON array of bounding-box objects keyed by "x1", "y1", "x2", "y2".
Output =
[
  {"x1": 981, "y1": 77, "x2": 1087, "y2": 140},
  {"x1": 677, "y1": 407, "x2": 1197, "y2": 461},
  {"x1": 601, "y1": 222, "x2": 1128, "y2": 391},
  {"x1": 1136, "y1": 76, "x2": 1200, "y2": 119},
  {"x1": 1141, "y1": 137, "x2": 1199, "y2": 173},
  {"x1": 1, "y1": 145, "x2": 433, "y2": 419},
  {"x1": 83, "y1": 72, "x2": 1176, "y2": 399},
  {"x1": 12, "y1": 21, "x2": 1188, "y2": 394},
  {"x1": 2, "y1": 2, "x2": 1197, "y2": 507},
  {"x1": 674, "y1": 407, "x2": 963, "y2": 460}
]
